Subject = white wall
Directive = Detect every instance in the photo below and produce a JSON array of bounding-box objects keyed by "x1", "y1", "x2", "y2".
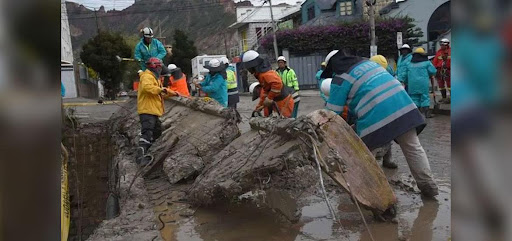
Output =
[
  {"x1": 61, "y1": 67, "x2": 77, "y2": 98},
  {"x1": 61, "y1": 0, "x2": 73, "y2": 63},
  {"x1": 386, "y1": 0, "x2": 450, "y2": 50}
]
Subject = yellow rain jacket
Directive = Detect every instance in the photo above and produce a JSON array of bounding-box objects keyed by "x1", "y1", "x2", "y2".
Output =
[{"x1": 137, "y1": 69, "x2": 165, "y2": 116}]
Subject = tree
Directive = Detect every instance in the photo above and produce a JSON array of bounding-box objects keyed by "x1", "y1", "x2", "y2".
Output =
[
  {"x1": 80, "y1": 31, "x2": 131, "y2": 99},
  {"x1": 260, "y1": 17, "x2": 423, "y2": 60},
  {"x1": 168, "y1": 29, "x2": 198, "y2": 77}
]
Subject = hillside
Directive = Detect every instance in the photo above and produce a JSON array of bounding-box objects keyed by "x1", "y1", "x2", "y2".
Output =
[{"x1": 66, "y1": 0, "x2": 241, "y2": 59}]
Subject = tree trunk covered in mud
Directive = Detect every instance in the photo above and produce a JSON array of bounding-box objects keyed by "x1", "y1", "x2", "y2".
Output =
[
  {"x1": 109, "y1": 96, "x2": 241, "y2": 183},
  {"x1": 188, "y1": 110, "x2": 397, "y2": 214}
]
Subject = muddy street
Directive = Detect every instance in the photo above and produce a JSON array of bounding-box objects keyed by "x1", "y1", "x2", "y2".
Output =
[
  {"x1": 173, "y1": 93, "x2": 451, "y2": 241},
  {"x1": 78, "y1": 93, "x2": 451, "y2": 241}
]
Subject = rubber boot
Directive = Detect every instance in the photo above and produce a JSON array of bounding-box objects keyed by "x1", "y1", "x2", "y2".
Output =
[
  {"x1": 135, "y1": 143, "x2": 150, "y2": 165},
  {"x1": 440, "y1": 89, "x2": 447, "y2": 103},
  {"x1": 382, "y1": 149, "x2": 398, "y2": 169}
]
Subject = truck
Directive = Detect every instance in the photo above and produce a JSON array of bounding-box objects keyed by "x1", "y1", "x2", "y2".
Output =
[{"x1": 191, "y1": 55, "x2": 227, "y2": 80}]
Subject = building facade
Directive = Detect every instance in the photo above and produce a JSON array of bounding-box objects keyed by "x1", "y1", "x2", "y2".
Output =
[
  {"x1": 380, "y1": 0, "x2": 451, "y2": 54},
  {"x1": 61, "y1": 0, "x2": 77, "y2": 98},
  {"x1": 301, "y1": 0, "x2": 393, "y2": 26}
]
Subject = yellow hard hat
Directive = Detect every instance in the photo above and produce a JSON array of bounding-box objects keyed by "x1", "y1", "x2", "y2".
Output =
[
  {"x1": 414, "y1": 47, "x2": 426, "y2": 54},
  {"x1": 370, "y1": 55, "x2": 388, "y2": 69}
]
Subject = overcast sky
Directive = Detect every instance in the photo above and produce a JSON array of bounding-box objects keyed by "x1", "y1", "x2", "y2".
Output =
[{"x1": 72, "y1": 0, "x2": 305, "y2": 11}]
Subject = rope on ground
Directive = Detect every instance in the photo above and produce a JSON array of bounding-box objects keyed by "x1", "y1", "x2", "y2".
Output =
[
  {"x1": 303, "y1": 124, "x2": 376, "y2": 241},
  {"x1": 307, "y1": 134, "x2": 338, "y2": 222}
]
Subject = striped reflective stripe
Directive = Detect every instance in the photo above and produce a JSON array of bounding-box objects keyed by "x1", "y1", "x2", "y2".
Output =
[
  {"x1": 228, "y1": 91, "x2": 239, "y2": 95},
  {"x1": 326, "y1": 103, "x2": 343, "y2": 112},
  {"x1": 293, "y1": 96, "x2": 301, "y2": 102},
  {"x1": 332, "y1": 75, "x2": 344, "y2": 85},
  {"x1": 348, "y1": 67, "x2": 384, "y2": 99},
  {"x1": 357, "y1": 85, "x2": 404, "y2": 118},
  {"x1": 360, "y1": 103, "x2": 417, "y2": 137},
  {"x1": 270, "y1": 89, "x2": 281, "y2": 93},
  {"x1": 291, "y1": 91, "x2": 300, "y2": 98},
  {"x1": 341, "y1": 73, "x2": 357, "y2": 84},
  {"x1": 355, "y1": 80, "x2": 400, "y2": 112}
]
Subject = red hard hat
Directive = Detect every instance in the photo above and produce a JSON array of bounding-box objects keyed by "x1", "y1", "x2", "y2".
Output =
[{"x1": 146, "y1": 57, "x2": 162, "y2": 69}]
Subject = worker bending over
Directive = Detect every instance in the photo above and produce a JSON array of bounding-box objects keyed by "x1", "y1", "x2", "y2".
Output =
[{"x1": 242, "y1": 50, "x2": 294, "y2": 118}]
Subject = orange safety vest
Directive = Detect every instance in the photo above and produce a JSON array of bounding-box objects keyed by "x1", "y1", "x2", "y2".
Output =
[{"x1": 168, "y1": 74, "x2": 191, "y2": 97}]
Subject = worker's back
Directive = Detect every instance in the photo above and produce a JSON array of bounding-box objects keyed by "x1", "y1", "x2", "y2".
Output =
[{"x1": 169, "y1": 73, "x2": 191, "y2": 97}]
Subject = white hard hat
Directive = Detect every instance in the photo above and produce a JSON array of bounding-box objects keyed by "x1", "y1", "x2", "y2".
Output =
[
  {"x1": 399, "y1": 44, "x2": 411, "y2": 49},
  {"x1": 325, "y1": 50, "x2": 339, "y2": 65},
  {"x1": 440, "y1": 38, "x2": 450, "y2": 44},
  {"x1": 141, "y1": 27, "x2": 154, "y2": 37},
  {"x1": 242, "y1": 50, "x2": 259, "y2": 63},
  {"x1": 220, "y1": 57, "x2": 230, "y2": 65},
  {"x1": 167, "y1": 64, "x2": 177, "y2": 71},
  {"x1": 249, "y1": 82, "x2": 260, "y2": 94},
  {"x1": 208, "y1": 59, "x2": 221, "y2": 68},
  {"x1": 321, "y1": 78, "x2": 332, "y2": 97},
  {"x1": 242, "y1": 50, "x2": 261, "y2": 69},
  {"x1": 277, "y1": 56, "x2": 286, "y2": 62}
]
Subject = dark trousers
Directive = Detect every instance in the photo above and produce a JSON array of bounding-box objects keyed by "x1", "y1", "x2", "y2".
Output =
[{"x1": 139, "y1": 114, "x2": 162, "y2": 152}]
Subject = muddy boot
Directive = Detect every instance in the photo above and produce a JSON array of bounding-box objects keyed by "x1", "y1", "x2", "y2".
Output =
[
  {"x1": 139, "y1": 154, "x2": 154, "y2": 167},
  {"x1": 382, "y1": 149, "x2": 397, "y2": 169},
  {"x1": 135, "y1": 147, "x2": 145, "y2": 165},
  {"x1": 418, "y1": 184, "x2": 439, "y2": 198}
]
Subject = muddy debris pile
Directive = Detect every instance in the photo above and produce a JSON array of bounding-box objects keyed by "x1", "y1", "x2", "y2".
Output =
[
  {"x1": 188, "y1": 109, "x2": 397, "y2": 215},
  {"x1": 110, "y1": 96, "x2": 241, "y2": 183},
  {"x1": 107, "y1": 97, "x2": 397, "y2": 231}
]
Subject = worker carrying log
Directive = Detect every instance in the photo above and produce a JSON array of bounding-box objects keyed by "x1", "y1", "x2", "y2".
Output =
[
  {"x1": 166, "y1": 64, "x2": 191, "y2": 97},
  {"x1": 196, "y1": 59, "x2": 228, "y2": 107},
  {"x1": 320, "y1": 49, "x2": 439, "y2": 198},
  {"x1": 220, "y1": 57, "x2": 240, "y2": 109},
  {"x1": 136, "y1": 57, "x2": 176, "y2": 166},
  {"x1": 242, "y1": 50, "x2": 294, "y2": 118}
]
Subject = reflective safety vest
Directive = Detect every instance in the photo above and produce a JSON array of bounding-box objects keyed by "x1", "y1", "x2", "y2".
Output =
[{"x1": 226, "y1": 67, "x2": 238, "y2": 96}]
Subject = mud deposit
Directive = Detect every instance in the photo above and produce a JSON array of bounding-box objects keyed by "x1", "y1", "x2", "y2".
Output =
[{"x1": 86, "y1": 96, "x2": 450, "y2": 241}]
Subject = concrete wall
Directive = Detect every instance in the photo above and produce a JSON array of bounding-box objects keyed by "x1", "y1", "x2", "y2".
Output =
[
  {"x1": 385, "y1": 0, "x2": 450, "y2": 50},
  {"x1": 61, "y1": 0, "x2": 73, "y2": 63}
]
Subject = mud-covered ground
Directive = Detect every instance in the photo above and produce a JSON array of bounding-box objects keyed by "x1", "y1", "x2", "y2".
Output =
[
  {"x1": 80, "y1": 93, "x2": 450, "y2": 241},
  {"x1": 175, "y1": 94, "x2": 451, "y2": 241}
]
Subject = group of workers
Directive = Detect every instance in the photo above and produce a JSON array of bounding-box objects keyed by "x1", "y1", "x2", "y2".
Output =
[{"x1": 133, "y1": 25, "x2": 445, "y2": 198}]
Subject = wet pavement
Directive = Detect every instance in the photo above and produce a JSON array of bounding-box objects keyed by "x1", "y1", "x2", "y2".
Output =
[{"x1": 175, "y1": 95, "x2": 451, "y2": 241}]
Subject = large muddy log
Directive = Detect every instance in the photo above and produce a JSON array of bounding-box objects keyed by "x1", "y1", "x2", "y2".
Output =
[
  {"x1": 188, "y1": 110, "x2": 396, "y2": 214},
  {"x1": 110, "y1": 96, "x2": 241, "y2": 183}
]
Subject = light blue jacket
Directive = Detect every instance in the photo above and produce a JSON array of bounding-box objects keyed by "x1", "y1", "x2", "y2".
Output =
[
  {"x1": 326, "y1": 60, "x2": 425, "y2": 150},
  {"x1": 403, "y1": 58, "x2": 437, "y2": 95},
  {"x1": 134, "y1": 38, "x2": 167, "y2": 70},
  {"x1": 396, "y1": 53, "x2": 412, "y2": 83},
  {"x1": 316, "y1": 69, "x2": 328, "y2": 102},
  {"x1": 200, "y1": 73, "x2": 228, "y2": 107}
]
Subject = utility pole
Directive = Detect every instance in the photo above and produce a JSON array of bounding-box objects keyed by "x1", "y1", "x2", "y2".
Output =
[
  {"x1": 267, "y1": 0, "x2": 279, "y2": 61},
  {"x1": 224, "y1": 32, "x2": 229, "y2": 57},
  {"x1": 368, "y1": 0, "x2": 377, "y2": 56},
  {"x1": 93, "y1": 8, "x2": 100, "y2": 34}
]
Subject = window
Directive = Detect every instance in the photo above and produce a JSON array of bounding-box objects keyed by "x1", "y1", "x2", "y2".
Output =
[
  {"x1": 307, "y1": 6, "x2": 315, "y2": 21},
  {"x1": 339, "y1": 0, "x2": 353, "y2": 16}
]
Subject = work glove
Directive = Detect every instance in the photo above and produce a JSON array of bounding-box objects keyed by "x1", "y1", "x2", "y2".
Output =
[
  {"x1": 263, "y1": 97, "x2": 273, "y2": 107},
  {"x1": 255, "y1": 105, "x2": 264, "y2": 112}
]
